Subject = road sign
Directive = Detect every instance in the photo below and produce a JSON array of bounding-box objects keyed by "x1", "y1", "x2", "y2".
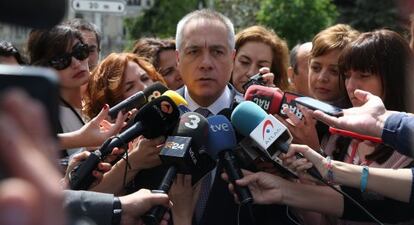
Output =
[{"x1": 72, "y1": 0, "x2": 126, "y2": 14}]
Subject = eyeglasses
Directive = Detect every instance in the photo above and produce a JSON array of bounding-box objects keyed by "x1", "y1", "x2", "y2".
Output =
[{"x1": 49, "y1": 43, "x2": 90, "y2": 70}]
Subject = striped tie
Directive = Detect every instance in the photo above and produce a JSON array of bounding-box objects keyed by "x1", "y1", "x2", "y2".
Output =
[{"x1": 194, "y1": 107, "x2": 213, "y2": 223}]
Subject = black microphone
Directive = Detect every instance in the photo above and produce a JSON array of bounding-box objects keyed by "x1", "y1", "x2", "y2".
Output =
[
  {"x1": 231, "y1": 101, "x2": 323, "y2": 180},
  {"x1": 0, "y1": 0, "x2": 66, "y2": 28},
  {"x1": 108, "y1": 82, "x2": 168, "y2": 120},
  {"x1": 206, "y1": 115, "x2": 253, "y2": 205},
  {"x1": 69, "y1": 95, "x2": 181, "y2": 190},
  {"x1": 141, "y1": 112, "x2": 215, "y2": 225}
]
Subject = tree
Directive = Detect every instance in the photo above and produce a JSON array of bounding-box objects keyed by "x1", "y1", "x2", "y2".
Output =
[
  {"x1": 124, "y1": 0, "x2": 198, "y2": 49},
  {"x1": 257, "y1": 0, "x2": 338, "y2": 48},
  {"x1": 214, "y1": 0, "x2": 261, "y2": 31},
  {"x1": 335, "y1": 0, "x2": 406, "y2": 33}
]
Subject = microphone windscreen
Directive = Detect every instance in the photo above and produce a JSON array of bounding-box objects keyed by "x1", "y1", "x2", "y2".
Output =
[
  {"x1": 244, "y1": 85, "x2": 283, "y2": 114},
  {"x1": 163, "y1": 90, "x2": 188, "y2": 106},
  {"x1": 207, "y1": 115, "x2": 237, "y2": 159},
  {"x1": 143, "y1": 82, "x2": 169, "y2": 102},
  {"x1": 175, "y1": 112, "x2": 209, "y2": 151},
  {"x1": 136, "y1": 95, "x2": 180, "y2": 138},
  {"x1": 231, "y1": 101, "x2": 267, "y2": 136}
]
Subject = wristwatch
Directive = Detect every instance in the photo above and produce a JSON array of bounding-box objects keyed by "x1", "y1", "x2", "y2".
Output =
[{"x1": 112, "y1": 197, "x2": 122, "y2": 225}]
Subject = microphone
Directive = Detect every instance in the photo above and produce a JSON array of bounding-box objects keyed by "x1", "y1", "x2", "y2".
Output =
[
  {"x1": 108, "y1": 82, "x2": 168, "y2": 120},
  {"x1": 69, "y1": 95, "x2": 182, "y2": 190},
  {"x1": 244, "y1": 84, "x2": 303, "y2": 119},
  {"x1": 0, "y1": 0, "x2": 66, "y2": 28},
  {"x1": 231, "y1": 101, "x2": 322, "y2": 180},
  {"x1": 141, "y1": 112, "x2": 215, "y2": 225},
  {"x1": 206, "y1": 115, "x2": 253, "y2": 205}
]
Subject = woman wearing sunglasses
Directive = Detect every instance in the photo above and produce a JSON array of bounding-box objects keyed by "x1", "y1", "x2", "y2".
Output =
[{"x1": 27, "y1": 25, "x2": 95, "y2": 158}]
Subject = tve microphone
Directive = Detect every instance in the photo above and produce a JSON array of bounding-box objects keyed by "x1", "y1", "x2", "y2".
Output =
[
  {"x1": 108, "y1": 82, "x2": 168, "y2": 119},
  {"x1": 207, "y1": 115, "x2": 253, "y2": 205},
  {"x1": 142, "y1": 112, "x2": 215, "y2": 225},
  {"x1": 231, "y1": 101, "x2": 322, "y2": 180},
  {"x1": 244, "y1": 84, "x2": 303, "y2": 119},
  {"x1": 69, "y1": 96, "x2": 181, "y2": 190}
]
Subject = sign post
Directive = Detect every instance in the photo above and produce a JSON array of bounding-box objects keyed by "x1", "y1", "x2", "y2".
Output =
[{"x1": 72, "y1": 0, "x2": 126, "y2": 14}]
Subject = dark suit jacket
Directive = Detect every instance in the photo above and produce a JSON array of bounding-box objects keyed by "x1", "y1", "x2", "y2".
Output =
[
  {"x1": 174, "y1": 85, "x2": 297, "y2": 225},
  {"x1": 64, "y1": 190, "x2": 114, "y2": 225}
]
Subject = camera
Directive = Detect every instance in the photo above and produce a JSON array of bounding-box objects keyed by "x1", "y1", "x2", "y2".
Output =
[{"x1": 242, "y1": 73, "x2": 265, "y2": 91}]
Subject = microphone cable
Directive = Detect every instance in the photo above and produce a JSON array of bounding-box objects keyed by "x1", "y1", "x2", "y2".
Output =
[{"x1": 314, "y1": 174, "x2": 384, "y2": 225}]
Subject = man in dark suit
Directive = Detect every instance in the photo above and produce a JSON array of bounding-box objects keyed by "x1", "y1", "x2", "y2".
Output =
[
  {"x1": 171, "y1": 9, "x2": 299, "y2": 225},
  {"x1": 171, "y1": 9, "x2": 246, "y2": 225}
]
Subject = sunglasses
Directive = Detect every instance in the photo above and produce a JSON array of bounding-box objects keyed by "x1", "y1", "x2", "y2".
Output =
[{"x1": 49, "y1": 43, "x2": 90, "y2": 70}]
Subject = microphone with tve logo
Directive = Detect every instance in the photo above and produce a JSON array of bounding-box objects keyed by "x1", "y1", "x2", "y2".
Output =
[
  {"x1": 206, "y1": 115, "x2": 253, "y2": 205},
  {"x1": 141, "y1": 112, "x2": 215, "y2": 225},
  {"x1": 231, "y1": 101, "x2": 322, "y2": 180}
]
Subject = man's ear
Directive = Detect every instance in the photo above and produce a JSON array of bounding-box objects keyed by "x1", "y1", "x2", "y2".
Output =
[
  {"x1": 176, "y1": 50, "x2": 180, "y2": 65},
  {"x1": 232, "y1": 49, "x2": 236, "y2": 61},
  {"x1": 287, "y1": 66, "x2": 294, "y2": 85}
]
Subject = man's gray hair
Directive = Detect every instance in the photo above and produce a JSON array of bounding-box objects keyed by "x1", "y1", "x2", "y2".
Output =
[
  {"x1": 175, "y1": 9, "x2": 235, "y2": 51},
  {"x1": 290, "y1": 44, "x2": 301, "y2": 74}
]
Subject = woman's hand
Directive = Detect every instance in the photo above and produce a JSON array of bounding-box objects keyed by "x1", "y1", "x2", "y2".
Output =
[
  {"x1": 128, "y1": 136, "x2": 165, "y2": 171},
  {"x1": 275, "y1": 105, "x2": 320, "y2": 150},
  {"x1": 222, "y1": 170, "x2": 289, "y2": 205},
  {"x1": 259, "y1": 67, "x2": 276, "y2": 88},
  {"x1": 169, "y1": 174, "x2": 200, "y2": 225},
  {"x1": 64, "y1": 151, "x2": 112, "y2": 189}
]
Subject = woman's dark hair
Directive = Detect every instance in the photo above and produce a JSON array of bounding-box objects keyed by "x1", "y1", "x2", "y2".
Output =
[
  {"x1": 0, "y1": 40, "x2": 27, "y2": 64},
  {"x1": 27, "y1": 25, "x2": 83, "y2": 66},
  {"x1": 337, "y1": 29, "x2": 414, "y2": 164},
  {"x1": 339, "y1": 29, "x2": 413, "y2": 112}
]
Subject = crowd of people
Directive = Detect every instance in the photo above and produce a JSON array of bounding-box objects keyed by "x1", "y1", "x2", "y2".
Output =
[{"x1": 1, "y1": 8, "x2": 414, "y2": 225}]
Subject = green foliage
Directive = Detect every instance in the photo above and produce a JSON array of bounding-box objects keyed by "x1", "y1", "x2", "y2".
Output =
[
  {"x1": 124, "y1": 0, "x2": 198, "y2": 43},
  {"x1": 257, "y1": 0, "x2": 338, "y2": 48},
  {"x1": 214, "y1": 0, "x2": 261, "y2": 31},
  {"x1": 336, "y1": 0, "x2": 404, "y2": 33}
]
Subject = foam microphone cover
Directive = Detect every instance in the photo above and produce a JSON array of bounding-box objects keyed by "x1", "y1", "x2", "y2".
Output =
[
  {"x1": 0, "y1": 0, "x2": 66, "y2": 28},
  {"x1": 176, "y1": 112, "x2": 215, "y2": 184},
  {"x1": 206, "y1": 115, "x2": 237, "y2": 159},
  {"x1": 231, "y1": 101, "x2": 267, "y2": 137},
  {"x1": 135, "y1": 95, "x2": 180, "y2": 138},
  {"x1": 244, "y1": 84, "x2": 284, "y2": 114},
  {"x1": 162, "y1": 90, "x2": 188, "y2": 106},
  {"x1": 143, "y1": 82, "x2": 169, "y2": 102},
  {"x1": 206, "y1": 115, "x2": 254, "y2": 205},
  {"x1": 166, "y1": 112, "x2": 215, "y2": 184},
  {"x1": 174, "y1": 112, "x2": 209, "y2": 151}
]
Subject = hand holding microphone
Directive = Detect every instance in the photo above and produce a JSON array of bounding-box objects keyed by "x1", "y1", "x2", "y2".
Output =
[
  {"x1": 69, "y1": 91, "x2": 185, "y2": 190},
  {"x1": 244, "y1": 84, "x2": 303, "y2": 119},
  {"x1": 108, "y1": 82, "x2": 168, "y2": 120},
  {"x1": 206, "y1": 115, "x2": 253, "y2": 205},
  {"x1": 141, "y1": 112, "x2": 215, "y2": 225},
  {"x1": 231, "y1": 101, "x2": 323, "y2": 180}
]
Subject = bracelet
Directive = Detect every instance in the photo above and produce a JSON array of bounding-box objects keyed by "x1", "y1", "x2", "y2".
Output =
[
  {"x1": 360, "y1": 166, "x2": 369, "y2": 192},
  {"x1": 112, "y1": 197, "x2": 122, "y2": 225},
  {"x1": 324, "y1": 156, "x2": 334, "y2": 184}
]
